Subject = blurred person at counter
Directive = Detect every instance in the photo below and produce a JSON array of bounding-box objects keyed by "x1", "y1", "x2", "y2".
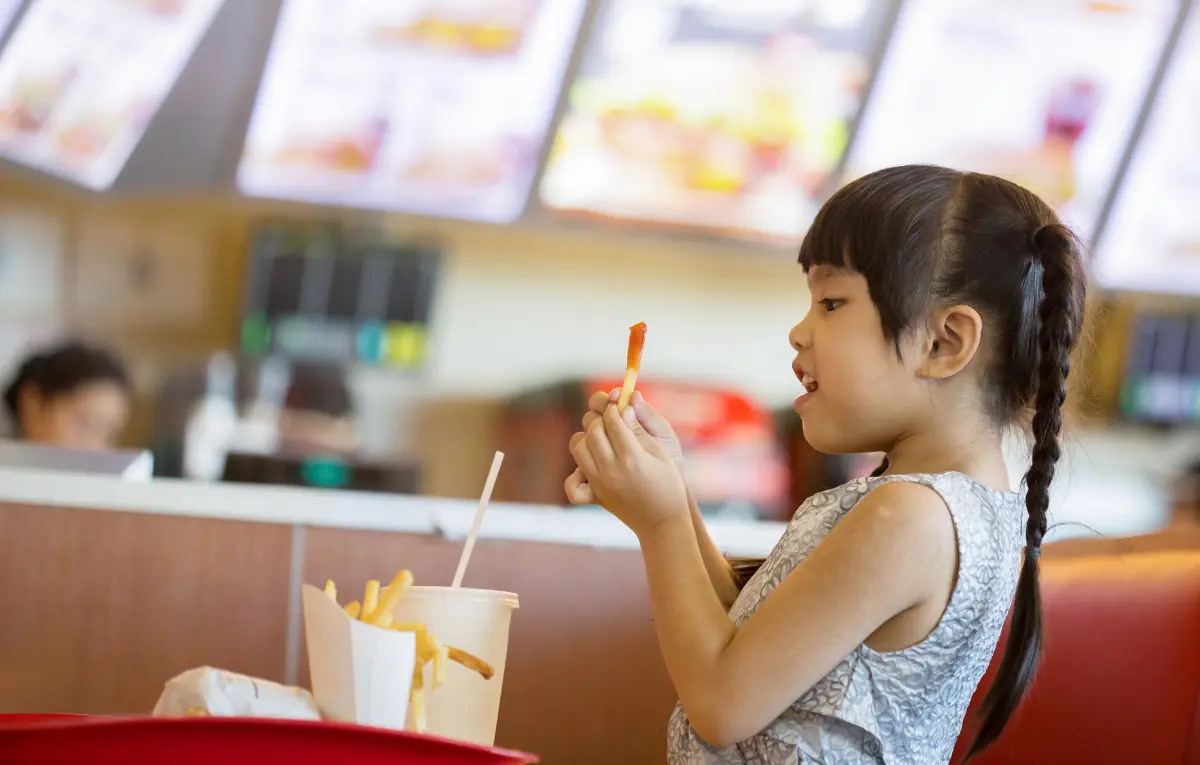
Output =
[
  {"x1": 276, "y1": 363, "x2": 358, "y2": 455},
  {"x1": 217, "y1": 361, "x2": 420, "y2": 494},
  {"x1": 2, "y1": 340, "x2": 132, "y2": 451},
  {"x1": 180, "y1": 356, "x2": 358, "y2": 481}
]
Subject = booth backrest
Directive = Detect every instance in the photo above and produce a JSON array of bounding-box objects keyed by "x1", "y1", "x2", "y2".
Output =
[{"x1": 952, "y1": 550, "x2": 1200, "y2": 765}]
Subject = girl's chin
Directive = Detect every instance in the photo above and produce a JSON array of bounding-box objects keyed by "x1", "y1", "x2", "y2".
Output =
[{"x1": 793, "y1": 390, "x2": 816, "y2": 413}]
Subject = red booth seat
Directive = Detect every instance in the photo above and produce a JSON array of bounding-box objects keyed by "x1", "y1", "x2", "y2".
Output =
[{"x1": 952, "y1": 549, "x2": 1200, "y2": 765}]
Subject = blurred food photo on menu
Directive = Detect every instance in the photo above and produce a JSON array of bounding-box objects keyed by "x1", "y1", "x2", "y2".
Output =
[
  {"x1": 0, "y1": 0, "x2": 223, "y2": 189},
  {"x1": 539, "y1": 0, "x2": 895, "y2": 242},
  {"x1": 843, "y1": 0, "x2": 1178, "y2": 237},
  {"x1": 237, "y1": 0, "x2": 585, "y2": 222}
]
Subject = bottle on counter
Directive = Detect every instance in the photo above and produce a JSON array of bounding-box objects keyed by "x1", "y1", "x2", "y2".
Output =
[
  {"x1": 182, "y1": 351, "x2": 239, "y2": 481},
  {"x1": 229, "y1": 355, "x2": 291, "y2": 456}
]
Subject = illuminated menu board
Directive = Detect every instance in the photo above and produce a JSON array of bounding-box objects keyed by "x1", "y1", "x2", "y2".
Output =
[
  {"x1": 0, "y1": 0, "x2": 224, "y2": 190},
  {"x1": 539, "y1": 0, "x2": 895, "y2": 243},
  {"x1": 843, "y1": 0, "x2": 1178, "y2": 240},
  {"x1": 1095, "y1": 6, "x2": 1200, "y2": 294},
  {"x1": 238, "y1": 0, "x2": 586, "y2": 223},
  {"x1": 0, "y1": 1, "x2": 21, "y2": 38}
]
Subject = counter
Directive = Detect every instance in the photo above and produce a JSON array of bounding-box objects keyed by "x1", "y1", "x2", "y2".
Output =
[{"x1": 0, "y1": 467, "x2": 782, "y2": 765}]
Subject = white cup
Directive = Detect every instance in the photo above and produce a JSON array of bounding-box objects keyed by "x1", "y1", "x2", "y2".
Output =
[{"x1": 390, "y1": 586, "x2": 519, "y2": 746}]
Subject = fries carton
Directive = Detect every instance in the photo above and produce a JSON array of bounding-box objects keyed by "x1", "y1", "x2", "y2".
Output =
[{"x1": 301, "y1": 584, "x2": 417, "y2": 730}]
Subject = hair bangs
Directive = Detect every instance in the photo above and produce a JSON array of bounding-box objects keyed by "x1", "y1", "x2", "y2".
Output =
[
  {"x1": 800, "y1": 166, "x2": 961, "y2": 343},
  {"x1": 798, "y1": 193, "x2": 859, "y2": 274}
]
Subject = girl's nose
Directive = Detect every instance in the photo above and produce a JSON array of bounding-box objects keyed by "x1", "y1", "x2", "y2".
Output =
[{"x1": 789, "y1": 319, "x2": 810, "y2": 352}]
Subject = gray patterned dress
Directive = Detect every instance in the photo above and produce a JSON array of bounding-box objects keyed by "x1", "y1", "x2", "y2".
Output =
[{"x1": 668, "y1": 472, "x2": 1024, "y2": 765}]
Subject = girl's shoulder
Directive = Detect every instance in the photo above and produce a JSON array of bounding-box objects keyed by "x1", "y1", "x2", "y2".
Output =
[
  {"x1": 814, "y1": 470, "x2": 1019, "y2": 505},
  {"x1": 795, "y1": 471, "x2": 1022, "y2": 534}
]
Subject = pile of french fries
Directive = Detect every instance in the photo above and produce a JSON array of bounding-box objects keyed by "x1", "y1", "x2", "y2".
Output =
[{"x1": 322, "y1": 571, "x2": 493, "y2": 734}]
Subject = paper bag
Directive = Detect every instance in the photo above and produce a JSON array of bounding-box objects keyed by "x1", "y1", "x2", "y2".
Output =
[
  {"x1": 152, "y1": 667, "x2": 320, "y2": 720},
  {"x1": 301, "y1": 583, "x2": 416, "y2": 730}
]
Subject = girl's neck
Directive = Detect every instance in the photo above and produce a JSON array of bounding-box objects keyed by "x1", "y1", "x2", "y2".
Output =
[{"x1": 883, "y1": 417, "x2": 1012, "y2": 493}]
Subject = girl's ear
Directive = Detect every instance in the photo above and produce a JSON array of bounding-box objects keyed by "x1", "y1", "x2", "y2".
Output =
[{"x1": 917, "y1": 304, "x2": 983, "y2": 380}]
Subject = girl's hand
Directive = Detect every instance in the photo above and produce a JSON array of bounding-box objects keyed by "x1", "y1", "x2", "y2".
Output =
[
  {"x1": 565, "y1": 390, "x2": 685, "y2": 505},
  {"x1": 566, "y1": 404, "x2": 688, "y2": 538},
  {"x1": 592, "y1": 389, "x2": 685, "y2": 468}
]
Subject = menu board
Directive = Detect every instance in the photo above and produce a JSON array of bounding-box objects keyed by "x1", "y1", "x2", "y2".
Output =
[
  {"x1": 0, "y1": 1, "x2": 21, "y2": 39},
  {"x1": 0, "y1": 0, "x2": 224, "y2": 190},
  {"x1": 843, "y1": 0, "x2": 1178, "y2": 239},
  {"x1": 237, "y1": 0, "x2": 586, "y2": 223},
  {"x1": 538, "y1": 0, "x2": 895, "y2": 243},
  {"x1": 1094, "y1": 6, "x2": 1200, "y2": 294}
]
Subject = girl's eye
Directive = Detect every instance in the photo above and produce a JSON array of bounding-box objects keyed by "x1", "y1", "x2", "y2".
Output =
[{"x1": 820, "y1": 298, "x2": 844, "y2": 312}]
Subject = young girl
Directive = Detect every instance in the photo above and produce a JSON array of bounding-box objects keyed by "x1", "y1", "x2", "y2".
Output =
[{"x1": 564, "y1": 165, "x2": 1087, "y2": 764}]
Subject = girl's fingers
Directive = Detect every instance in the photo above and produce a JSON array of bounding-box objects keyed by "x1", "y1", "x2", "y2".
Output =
[
  {"x1": 630, "y1": 392, "x2": 672, "y2": 439},
  {"x1": 564, "y1": 468, "x2": 595, "y2": 505},
  {"x1": 584, "y1": 415, "x2": 617, "y2": 466},
  {"x1": 588, "y1": 390, "x2": 611, "y2": 414}
]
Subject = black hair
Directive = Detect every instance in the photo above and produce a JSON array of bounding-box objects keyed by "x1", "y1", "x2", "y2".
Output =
[
  {"x1": 3, "y1": 341, "x2": 132, "y2": 428},
  {"x1": 734, "y1": 165, "x2": 1087, "y2": 756},
  {"x1": 284, "y1": 363, "x2": 354, "y2": 419}
]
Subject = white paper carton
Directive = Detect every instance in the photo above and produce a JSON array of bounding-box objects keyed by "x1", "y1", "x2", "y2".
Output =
[{"x1": 301, "y1": 584, "x2": 416, "y2": 730}]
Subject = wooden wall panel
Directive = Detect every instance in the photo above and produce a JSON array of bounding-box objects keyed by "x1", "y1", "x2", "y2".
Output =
[
  {"x1": 303, "y1": 529, "x2": 678, "y2": 765},
  {"x1": 0, "y1": 503, "x2": 293, "y2": 715}
]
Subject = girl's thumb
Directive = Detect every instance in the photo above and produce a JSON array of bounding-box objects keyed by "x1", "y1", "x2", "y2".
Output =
[{"x1": 630, "y1": 392, "x2": 666, "y2": 436}]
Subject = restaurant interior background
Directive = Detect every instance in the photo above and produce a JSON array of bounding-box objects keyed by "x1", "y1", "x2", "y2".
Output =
[{"x1": 0, "y1": 0, "x2": 1199, "y2": 534}]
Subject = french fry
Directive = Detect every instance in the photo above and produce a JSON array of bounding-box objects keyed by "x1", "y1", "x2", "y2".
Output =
[
  {"x1": 434, "y1": 645, "x2": 448, "y2": 688},
  {"x1": 420, "y1": 631, "x2": 439, "y2": 662},
  {"x1": 323, "y1": 580, "x2": 338, "y2": 602},
  {"x1": 446, "y1": 645, "x2": 495, "y2": 680},
  {"x1": 390, "y1": 622, "x2": 428, "y2": 651},
  {"x1": 362, "y1": 579, "x2": 381, "y2": 619},
  {"x1": 369, "y1": 570, "x2": 414, "y2": 625},
  {"x1": 618, "y1": 321, "x2": 647, "y2": 409},
  {"x1": 411, "y1": 663, "x2": 427, "y2": 733},
  {"x1": 343, "y1": 601, "x2": 361, "y2": 620},
  {"x1": 412, "y1": 661, "x2": 424, "y2": 692}
]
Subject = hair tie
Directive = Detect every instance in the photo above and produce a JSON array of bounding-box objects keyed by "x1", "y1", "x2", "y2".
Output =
[
  {"x1": 1024, "y1": 545, "x2": 1041, "y2": 561},
  {"x1": 1029, "y1": 224, "x2": 1050, "y2": 254}
]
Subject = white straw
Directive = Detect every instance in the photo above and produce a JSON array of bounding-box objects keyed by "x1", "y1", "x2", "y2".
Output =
[{"x1": 451, "y1": 451, "x2": 504, "y2": 588}]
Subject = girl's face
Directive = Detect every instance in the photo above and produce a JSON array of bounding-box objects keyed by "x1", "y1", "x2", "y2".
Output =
[
  {"x1": 788, "y1": 265, "x2": 928, "y2": 455},
  {"x1": 20, "y1": 381, "x2": 131, "y2": 451}
]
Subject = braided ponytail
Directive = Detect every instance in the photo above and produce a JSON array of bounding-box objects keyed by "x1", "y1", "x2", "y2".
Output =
[{"x1": 966, "y1": 223, "x2": 1080, "y2": 757}]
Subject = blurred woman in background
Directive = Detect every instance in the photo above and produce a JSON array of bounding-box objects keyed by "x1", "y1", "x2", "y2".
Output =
[{"x1": 3, "y1": 341, "x2": 133, "y2": 451}]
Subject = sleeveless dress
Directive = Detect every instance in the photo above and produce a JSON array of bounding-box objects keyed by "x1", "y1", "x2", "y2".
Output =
[{"x1": 667, "y1": 472, "x2": 1025, "y2": 765}]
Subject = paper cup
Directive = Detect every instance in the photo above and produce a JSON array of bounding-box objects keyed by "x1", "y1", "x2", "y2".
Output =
[
  {"x1": 301, "y1": 584, "x2": 416, "y2": 730},
  {"x1": 390, "y1": 586, "x2": 518, "y2": 746}
]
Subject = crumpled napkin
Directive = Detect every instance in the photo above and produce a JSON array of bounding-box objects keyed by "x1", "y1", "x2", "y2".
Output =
[{"x1": 152, "y1": 667, "x2": 321, "y2": 721}]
